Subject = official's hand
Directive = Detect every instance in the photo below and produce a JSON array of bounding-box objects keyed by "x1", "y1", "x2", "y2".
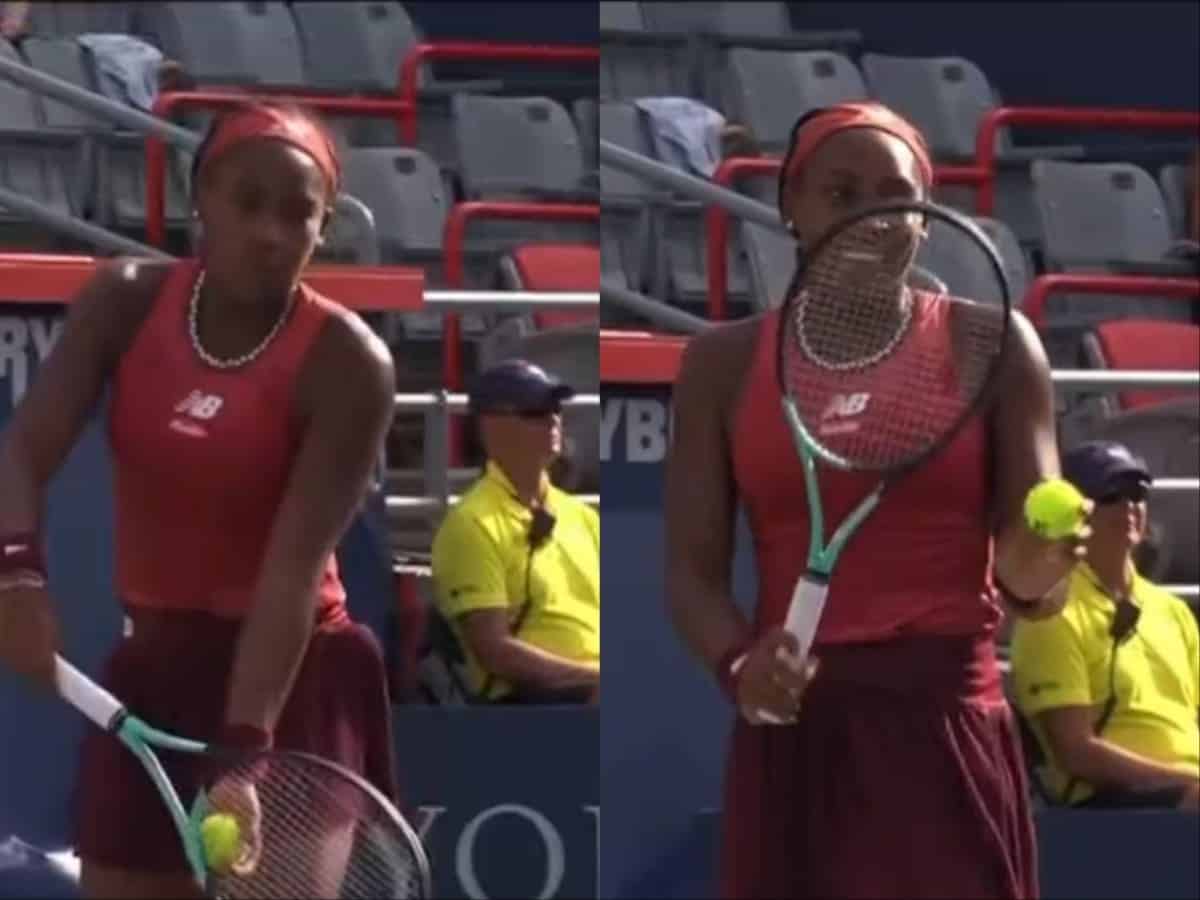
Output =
[{"x1": 734, "y1": 627, "x2": 819, "y2": 726}]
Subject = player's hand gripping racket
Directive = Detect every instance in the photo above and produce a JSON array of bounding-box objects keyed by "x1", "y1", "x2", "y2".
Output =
[
  {"x1": 52, "y1": 654, "x2": 432, "y2": 898},
  {"x1": 758, "y1": 200, "x2": 1012, "y2": 724}
]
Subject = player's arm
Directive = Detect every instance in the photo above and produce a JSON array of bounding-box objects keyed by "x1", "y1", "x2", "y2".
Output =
[
  {"x1": 223, "y1": 312, "x2": 395, "y2": 737},
  {"x1": 0, "y1": 259, "x2": 164, "y2": 534},
  {"x1": 989, "y1": 310, "x2": 1080, "y2": 619},
  {"x1": 432, "y1": 519, "x2": 598, "y2": 692},
  {"x1": 664, "y1": 325, "x2": 751, "y2": 672}
]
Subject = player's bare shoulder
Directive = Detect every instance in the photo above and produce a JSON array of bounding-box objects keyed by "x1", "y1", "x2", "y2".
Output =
[
  {"x1": 66, "y1": 256, "x2": 174, "y2": 358},
  {"x1": 676, "y1": 313, "x2": 769, "y2": 425},
  {"x1": 306, "y1": 303, "x2": 396, "y2": 416}
]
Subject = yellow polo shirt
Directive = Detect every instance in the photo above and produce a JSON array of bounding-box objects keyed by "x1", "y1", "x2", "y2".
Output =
[
  {"x1": 430, "y1": 461, "x2": 600, "y2": 699},
  {"x1": 1010, "y1": 562, "x2": 1200, "y2": 804}
]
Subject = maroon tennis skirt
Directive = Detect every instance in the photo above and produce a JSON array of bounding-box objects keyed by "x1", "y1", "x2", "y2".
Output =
[
  {"x1": 719, "y1": 632, "x2": 1039, "y2": 900},
  {"x1": 73, "y1": 608, "x2": 399, "y2": 873}
]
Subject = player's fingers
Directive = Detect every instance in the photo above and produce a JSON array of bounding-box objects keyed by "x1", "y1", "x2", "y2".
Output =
[{"x1": 770, "y1": 652, "x2": 818, "y2": 695}]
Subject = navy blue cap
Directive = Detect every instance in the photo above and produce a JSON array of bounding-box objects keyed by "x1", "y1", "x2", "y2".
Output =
[
  {"x1": 1061, "y1": 441, "x2": 1152, "y2": 501},
  {"x1": 468, "y1": 359, "x2": 574, "y2": 414}
]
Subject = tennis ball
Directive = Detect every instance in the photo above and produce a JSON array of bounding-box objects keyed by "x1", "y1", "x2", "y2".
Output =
[
  {"x1": 200, "y1": 813, "x2": 241, "y2": 873},
  {"x1": 1024, "y1": 479, "x2": 1088, "y2": 540}
]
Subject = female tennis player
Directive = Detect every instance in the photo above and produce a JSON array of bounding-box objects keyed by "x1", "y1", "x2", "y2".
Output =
[
  {"x1": 0, "y1": 101, "x2": 397, "y2": 898},
  {"x1": 665, "y1": 101, "x2": 1087, "y2": 899}
]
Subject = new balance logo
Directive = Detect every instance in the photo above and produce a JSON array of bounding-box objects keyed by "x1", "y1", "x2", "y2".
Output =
[
  {"x1": 821, "y1": 392, "x2": 870, "y2": 420},
  {"x1": 174, "y1": 390, "x2": 224, "y2": 420},
  {"x1": 170, "y1": 390, "x2": 224, "y2": 438},
  {"x1": 819, "y1": 392, "x2": 870, "y2": 436}
]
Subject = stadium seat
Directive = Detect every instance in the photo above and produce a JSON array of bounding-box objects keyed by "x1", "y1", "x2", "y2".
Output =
[
  {"x1": 0, "y1": 39, "x2": 86, "y2": 232},
  {"x1": 1080, "y1": 320, "x2": 1200, "y2": 413},
  {"x1": 860, "y1": 53, "x2": 1087, "y2": 246},
  {"x1": 1159, "y1": 163, "x2": 1194, "y2": 242},
  {"x1": 497, "y1": 244, "x2": 600, "y2": 328},
  {"x1": 341, "y1": 147, "x2": 447, "y2": 265},
  {"x1": 1062, "y1": 397, "x2": 1199, "y2": 586},
  {"x1": 574, "y1": 98, "x2": 599, "y2": 173},
  {"x1": 721, "y1": 48, "x2": 868, "y2": 154},
  {"x1": 140, "y1": 2, "x2": 306, "y2": 88},
  {"x1": 318, "y1": 193, "x2": 380, "y2": 266},
  {"x1": 451, "y1": 94, "x2": 597, "y2": 263},
  {"x1": 600, "y1": 3, "x2": 694, "y2": 101},
  {"x1": 24, "y1": 1, "x2": 136, "y2": 37},
  {"x1": 600, "y1": 1, "x2": 644, "y2": 32},
  {"x1": 1031, "y1": 159, "x2": 1197, "y2": 363},
  {"x1": 914, "y1": 215, "x2": 1028, "y2": 307}
]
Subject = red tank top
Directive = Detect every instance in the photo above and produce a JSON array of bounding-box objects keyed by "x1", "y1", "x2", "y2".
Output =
[
  {"x1": 731, "y1": 297, "x2": 1002, "y2": 645},
  {"x1": 108, "y1": 259, "x2": 347, "y2": 622}
]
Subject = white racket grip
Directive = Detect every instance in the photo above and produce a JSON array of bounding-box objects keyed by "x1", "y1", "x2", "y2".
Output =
[
  {"x1": 54, "y1": 655, "x2": 124, "y2": 730},
  {"x1": 752, "y1": 577, "x2": 829, "y2": 727}
]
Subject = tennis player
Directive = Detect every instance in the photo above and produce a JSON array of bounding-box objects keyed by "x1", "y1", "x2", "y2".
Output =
[
  {"x1": 0, "y1": 101, "x2": 397, "y2": 898},
  {"x1": 665, "y1": 101, "x2": 1087, "y2": 899}
]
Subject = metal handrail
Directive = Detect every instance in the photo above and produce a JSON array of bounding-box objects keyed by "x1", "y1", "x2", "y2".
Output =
[{"x1": 394, "y1": 393, "x2": 599, "y2": 411}]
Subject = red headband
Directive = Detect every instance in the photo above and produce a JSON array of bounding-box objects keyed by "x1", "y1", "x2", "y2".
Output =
[
  {"x1": 199, "y1": 105, "x2": 341, "y2": 197},
  {"x1": 784, "y1": 101, "x2": 934, "y2": 191}
]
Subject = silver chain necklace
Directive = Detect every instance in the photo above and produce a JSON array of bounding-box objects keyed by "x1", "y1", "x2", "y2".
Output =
[
  {"x1": 795, "y1": 286, "x2": 915, "y2": 372},
  {"x1": 188, "y1": 269, "x2": 295, "y2": 370}
]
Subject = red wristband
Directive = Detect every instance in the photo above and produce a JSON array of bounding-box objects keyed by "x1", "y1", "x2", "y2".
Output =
[
  {"x1": 0, "y1": 533, "x2": 46, "y2": 579},
  {"x1": 715, "y1": 642, "x2": 750, "y2": 703},
  {"x1": 218, "y1": 723, "x2": 273, "y2": 752}
]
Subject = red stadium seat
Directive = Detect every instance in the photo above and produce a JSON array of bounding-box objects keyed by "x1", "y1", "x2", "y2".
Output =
[
  {"x1": 508, "y1": 243, "x2": 600, "y2": 329},
  {"x1": 1086, "y1": 319, "x2": 1200, "y2": 411}
]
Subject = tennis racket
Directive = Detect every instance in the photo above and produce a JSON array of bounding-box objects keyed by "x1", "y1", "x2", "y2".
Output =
[
  {"x1": 761, "y1": 200, "x2": 1012, "y2": 724},
  {"x1": 53, "y1": 655, "x2": 433, "y2": 898}
]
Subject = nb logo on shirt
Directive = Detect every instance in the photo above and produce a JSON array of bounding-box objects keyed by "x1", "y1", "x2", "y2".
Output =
[
  {"x1": 821, "y1": 392, "x2": 871, "y2": 420},
  {"x1": 174, "y1": 390, "x2": 225, "y2": 420},
  {"x1": 170, "y1": 390, "x2": 224, "y2": 437},
  {"x1": 819, "y1": 392, "x2": 870, "y2": 437}
]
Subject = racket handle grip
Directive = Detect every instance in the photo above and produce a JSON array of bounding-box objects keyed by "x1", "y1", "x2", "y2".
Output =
[{"x1": 54, "y1": 655, "x2": 124, "y2": 730}]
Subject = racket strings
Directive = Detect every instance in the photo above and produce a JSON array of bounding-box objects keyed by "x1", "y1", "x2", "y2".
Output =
[
  {"x1": 782, "y1": 212, "x2": 1006, "y2": 471},
  {"x1": 208, "y1": 755, "x2": 425, "y2": 899}
]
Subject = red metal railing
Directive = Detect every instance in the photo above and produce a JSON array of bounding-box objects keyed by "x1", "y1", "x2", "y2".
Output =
[
  {"x1": 0, "y1": 253, "x2": 425, "y2": 310},
  {"x1": 145, "y1": 90, "x2": 417, "y2": 247},
  {"x1": 397, "y1": 42, "x2": 600, "y2": 144},
  {"x1": 970, "y1": 107, "x2": 1200, "y2": 215},
  {"x1": 441, "y1": 200, "x2": 599, "y2": 462},
  {"x1": 705, "y1": 158, "x2": 980, "y2": 321},
  {"x1": 600, "y1": 330, "x2": 689, "y2": 384},
  {"x1": 1022, "y1": 273, "x2": 1200, "y2": 330}
]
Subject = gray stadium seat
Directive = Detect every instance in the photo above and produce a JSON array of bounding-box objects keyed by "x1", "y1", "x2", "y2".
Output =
[
  {"x1": 740, "y1": 218, "x2": 796, "y2": 310},
  {"x1": 860, "y1": 53, "x2": 1086, "y2": 245},
  {"x1": 453, "y1": 95, "x2": 587, "y2": 199},
  {"x1": 19, "y1": 36, "x2": 190, "y2": 232},
  {"x1": 722, "y1": 48, "x2": 868, "y2": 154},
  {"x1": 914, "y1": 215, "x2": 1029, "y2": 307},
  {"x1": 0, "y1": 39, "x2": 86, "y2": 228},
  {"x1": 140, "y1": 2, "x2": 305, "y2": 88},
  {"x1": 1062, "y1": 398, "x2": 1199, "y2": 585},
  {"x1": 341, "y1": 148, "x2": 447, "y2": 264},
  {"x1": 574, "y1": 98, "x2": 598, "y2": 173},
  {"x1": 600, "y1": 3, "x2": 693, "y2": 101},
  {"x1": 318, "y1": 193, "x2": 381, "y2": 266},
  {"x1": 600, "y1": 1, "x2": 644, "y2": 31},
  {"x1": 25, "y1": 1, "x2": 136, "y2": 37},
  {"x1": 1031, "y1": 159, "x2": 1195, "y2": 363},
  {"x1": 1159, "y1": 163, "x2": 1194, "y2": 242}
]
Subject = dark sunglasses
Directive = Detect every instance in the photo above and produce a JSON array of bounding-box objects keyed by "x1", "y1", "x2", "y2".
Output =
[{"x1": 1097, "y1": 482, "x2": 1150, "y2": 505}]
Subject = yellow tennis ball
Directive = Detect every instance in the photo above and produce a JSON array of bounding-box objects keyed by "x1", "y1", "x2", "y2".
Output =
[
  {"x1": 1024, "y1": 478, "x2": 1088, "y2": 540},
  {"x1": 200, "y1": 813, "x2": 241, "y2": 873}
]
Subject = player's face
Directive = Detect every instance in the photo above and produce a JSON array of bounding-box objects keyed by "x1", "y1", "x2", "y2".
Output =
[
  {"x1": 782, "y1": 128, "x2": 926, "y2": 257},
  {"x1": 197, "y1": 139, "x2": 329, "y2": 308}
]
